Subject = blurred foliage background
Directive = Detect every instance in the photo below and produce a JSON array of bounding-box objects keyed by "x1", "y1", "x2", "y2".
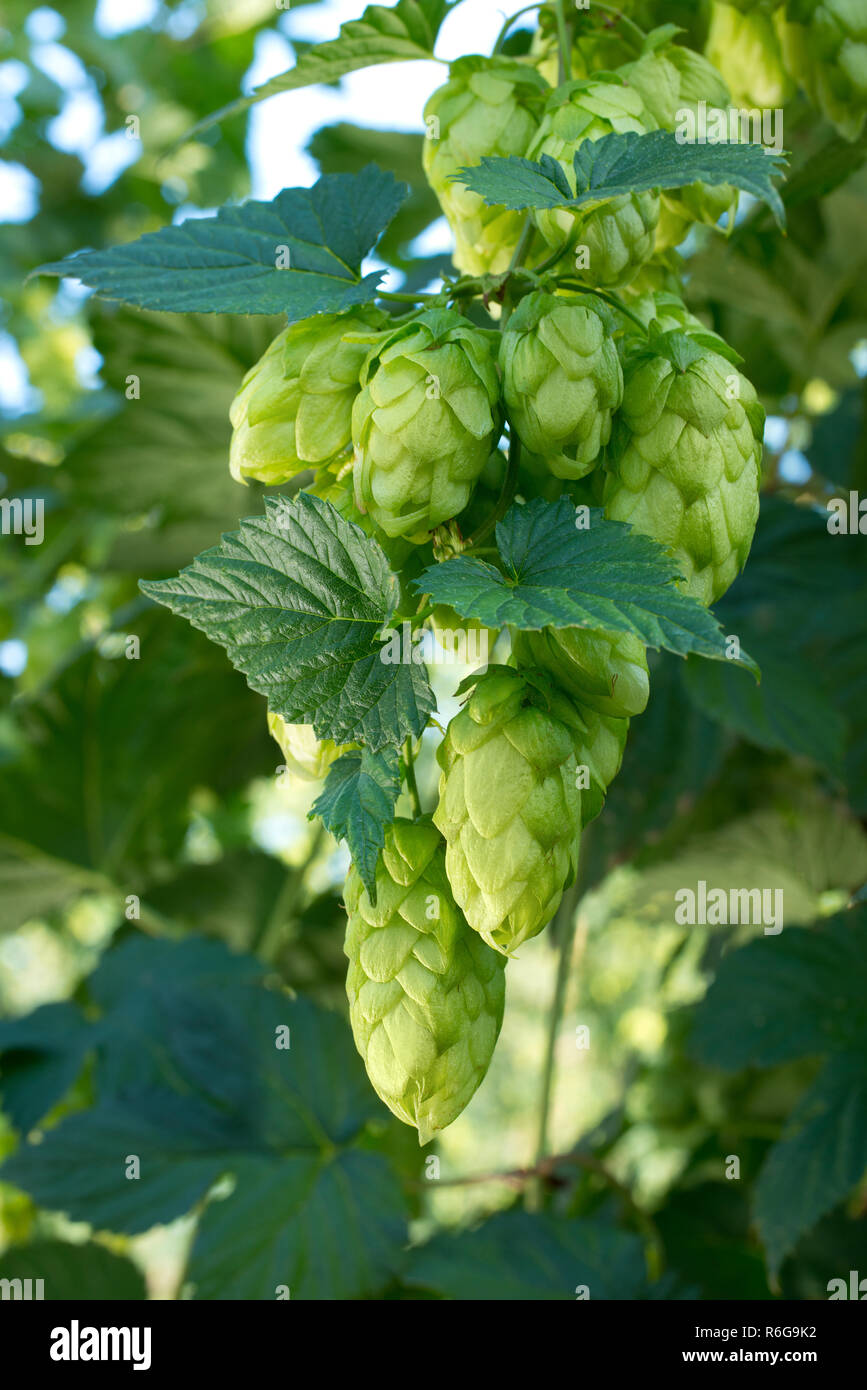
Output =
[{"x1": 0, "y1": 0, "x2": 866, "y2": 1300}]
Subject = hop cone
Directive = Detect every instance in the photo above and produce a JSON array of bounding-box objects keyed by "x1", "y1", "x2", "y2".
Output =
[
  {"x1": 267, "y1": 712, "x2": 353, "y2": 781},
  {"x1": 572, "y1": 704, "x2": 629, "y2": 825},
  {"x1": 706, "y1": 2, "x2": 793, "y2": 109},
  {"x1": 530, "y1": 15, "x2": 633, "y2": 85},
  {"x1": 511, "y1": 625, "x2": 649, "y2": 719},
  {"x1": 422, "y1": 56, "x2": 547, "y2": 275},
  {"x1": 603, "y1": 331, "x2": 764, "y2": 606},
  {"x1": 619, "y1": 42, "x2": 739, "y2": 250},
  {"x1": 780, "y1": 0, "x2": 867, "y2": 142},
  {"x1": 344, "y1": 817, "x2": 506, "y2": 1144},
  {"x1": 433, "y1": 667, "x2": 583, "y2": 955},
  {"x1": 526, "y1": 78, "x2": 660, "y2": 287},
  {"x1": 352, "y1": 308, "x2": 501, "y2": 540},
  {"x1": 229, "y1": 308, "x2": 385, "y2": 485},
  {"x1": 500, "y1": 291, "x2": 623, "y2": 480}
]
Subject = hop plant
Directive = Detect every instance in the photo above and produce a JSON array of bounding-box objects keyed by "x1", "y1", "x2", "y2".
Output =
[
  {"x1": 499, "y1": 291, "x2": 623, "y2": 479},
  {"x1": 352, "y1": 308, "x2": 501, "y2": 540},
  {"x1": 344, "y1": 817, "x2": 506, "y2": 1144},
  {"x1": 510, "y1": 625, "x2": 650, "y2": 719},
  {"x1": 780, "y1": 0, "x2": 867, "y2": 142},
  {"x1": 603, "y1": 329, "x2": 765, "y2": 606},
  {"x1": 526, "y1": 77, "x2": 660, "y2": 287},
  {"x1": 572, "y1": 704, "x2": 630, "y2": 826},
  {"x1": 433, "y1": 666, "x2": 584, "y2": 955},
  {"x1": 530, "y1": 15, "x2": 635, "y2": 85},
  {"x1": 705, "y1": 2, "x2": 793, "y2": 110},
  {"x1": 267, "y1": 712, "x2": 353, "y2": 782},
  {"x1": 422, "y1": 56, "x2": 548, "y2": 276},
  {"x1": 229, "y1": 307, "x2": 385, "y2": 485}
]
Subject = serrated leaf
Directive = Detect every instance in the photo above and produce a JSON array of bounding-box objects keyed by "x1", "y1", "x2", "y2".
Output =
[
  {"x1": 454, "y1": 130, "x2": 787, "y2": 225},
  {"x1": 311, "y1": 747, "x2": 401, "y2": 902},
  {"x1": 1, "y1": 941, "x2": 408, "y2": 1299},
  {"x1": 755, "y1": 1055, "x2": 867, "y2": 1276},
  {"x1": 406, "y1": 1210, "x2": 656, "y2": 1300},
  {"x1": 141, "y1": 493, "x2": 436, "y2": 752},
  {"x1": 416, "y1": 498, "x2": 756, "y2": 671},
  {"x1": 0, "y1": 1241, "x2": 147, "y2": 1301},
  {"x1": 34, "y1": 168, "x2": 407, "y2": 318},
  {"x1": 691, "y1": 910, "x2": 867, "y2": 1071},
  {"x1": 0, "y1": 1004, "x2": 92, "y2": 1132}
]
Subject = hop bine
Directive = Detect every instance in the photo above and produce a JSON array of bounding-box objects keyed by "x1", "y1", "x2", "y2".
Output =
[{"x1": 344, "y1": 817, "x2": 506, "y2": 1144}]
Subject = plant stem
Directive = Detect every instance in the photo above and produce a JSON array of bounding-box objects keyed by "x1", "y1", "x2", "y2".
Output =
[
  {"x1": 403, "y1": 737, "x2": 422, "y2": 817},
  {"x1": 590, "y1": 2, "x2": 648, "y2": 48},
  {"x1": 492, "y1": 3, "x2": 544, "y2": 55},
  {"x1": 533, "y1": 874, "x2": 583, "y2": 1170},
  {"x1": 464, "y1": 430, "x2": 522, "y2": 549},
  {"x1": 554, "y1": 0, "x2": 571, "y2": 85},
  {"x1": 377, "y1": 289, "x2": 440, "y2": 305}
]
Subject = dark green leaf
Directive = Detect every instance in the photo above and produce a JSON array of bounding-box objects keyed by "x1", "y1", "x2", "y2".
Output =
[
  {"x1": 311, "y1": 747, "x2": 401, "y2": 901},
  {"x1": 141, "y1": 493, "x2": 436, "y2": 752},
  {"x1": 35, "y1": 168, "x2": 407, "y2": 318},
  {"x1": 417, "y1": 498, "x2": 757, "y2": 671},
  {"x1": 0, "y1": 1240, "x2": 147, "y2": 1301},
  {"x1": 0, "y1": 1004, "x2": 92, "y2": 1132},
  {"x1": 454, "y1": 130, "x2": 787, "y2": 225}
]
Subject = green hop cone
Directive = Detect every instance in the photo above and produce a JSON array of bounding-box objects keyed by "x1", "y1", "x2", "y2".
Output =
[
  {"x1": 499, "y1": 291, "x2": 624, "y2": 480},
  {"x1": 352, "y1": 308, "x2": 501, "y2": 541},
  {"x1": 619, "y1": 38, "x2": 739, "y2": 250},
  {"x1": 705, "y1": 2, "x2": 793, "y2": 109},
  {"x1": 422, "y1": 56, "x2": 548, "y2": 276},
  {"x1": 780, "y1": 0, "x2": 867, "y2": 142},
  {"x1": 229, "y1": 307, "x2": 385, "y2": 485},
  {"x1": 571, "y1": 703, "x2": 630, "y2": 826},
  {"x1": 511, "y1": 625, "x2": 649, "y2": 718},
  {"x1": 530, "y1": 13, "x2": 635, "y2": 85},
  {"x1": 527, "y1": 77, "x2": 660, "y2": 287},
  {"x1": 344, "y1": 816, "x2": 506, "y2": 1144},
  {"x1": 433, "y1": 666, "x2": 583, "y2": 955},
  {"x1": 603, "y1": 329, "x2": 764, "y2": 606},
  {"x1": 267, "y1": 712, "x2": 354, "y2": 781}
]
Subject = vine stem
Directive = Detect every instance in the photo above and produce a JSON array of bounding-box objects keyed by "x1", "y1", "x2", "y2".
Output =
[
  {"x1": 464, "y1": 430, "x2": 522, "y2": 549},
  {"x1": 492, "y1": 3, "x2": 544, "y2": 54},
  {"x1": 554, "y1": 0, "x2": 571, "y2": 85},
  {"x1": 403, "y1": 737, "x2": 422, "y2": 817}
]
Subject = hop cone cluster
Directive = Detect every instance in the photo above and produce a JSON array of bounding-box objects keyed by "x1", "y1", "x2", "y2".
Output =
[
  {"x1": 344, "y1": 817, "x2": 506, "y2": 1144},
  {"x1": 526, "y1": 77, "x2": 659, "y2": 287},
  {"x1": 780, "y1": 0, "x2": 867, "y2": 142},
  {"x1": 352, "y1": 308, "x2": 501, "y2": 540},
  {"x1": 603, "y1": 330, "x2": 765, "y2": 606},
  {"x1": 229, "y1": 307, "x2": 384, "y2": 485},
  {"x1": 706, "y1": 2, "x2": 793, "y2": 109},
  {"x1": 433, "y1": 667, "x2": 584, "y2": 955},
  {"x1": 500, "y1": 291, "x2": 624, "y2": 480},
  {"x1": 422, "y1": 57, "x2": 547, "y2": 276}
]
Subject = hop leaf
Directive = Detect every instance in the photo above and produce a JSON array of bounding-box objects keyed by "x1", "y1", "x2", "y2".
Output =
[{"x1": 344, "y1": 817, "x2": 506, "y2": 1144}]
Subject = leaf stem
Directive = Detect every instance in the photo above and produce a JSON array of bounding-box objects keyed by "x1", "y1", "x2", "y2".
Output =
[
  {"x1": 403, "y1": 737, "x2": 422, "y2": 818},
  {"x1": 464, "y1": 430, "x2": 522, "y2": 550},
  {"x1": 377, "y1": 289, "x2": 440, "y2": 305},
  {"x1": 492, "y1": 3, "x2": 544, "y2": 55},
  {"x1": 554, "y1": 0, "x2": 571, "y2": 85}
]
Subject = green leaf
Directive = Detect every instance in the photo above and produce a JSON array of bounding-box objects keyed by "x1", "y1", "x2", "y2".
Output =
[
  {"x1": 0, "y1": 611, "x2": 273, "y2": 933},
  {"x1": 756, "y1": 1055, "x2": 867, "y2": 1275},
  {"x1": 692, "y1": 910, "x2": 867, "y2": 1072},
  {"x1": 1, "y1": 939, "x2": 408, "y2": 1299},
  {"x1": 311, "y1": 747, "x2": 401, "y2": 901},
  {"x1": 406, "y1": 1210, "x2": 657, "y2": 1300},
  {"x1": 34, "y1": 168, "x2": 407, "y2": 318},
  {"x1": 0, "y1": 1241, "x2": 147, "y2": 1301},
  {"x1": 0, "y1": 1004, "x2": 92, "y2": 1132},
  {"x1": 140, "y1": 493, "x2": 436, "y2": 752},
  {"x1": 416, "y1": 498, "x2": 756, "y2": 671},
  {"x1": 223, "y1": 0, "x2": 452, "y2": 119},
  {"x1": 454, "y1": 130, "x2": 787, "y2": 225},
  {"x1": 682, "y1": 641, "x2": 846, "y2": 772}
]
